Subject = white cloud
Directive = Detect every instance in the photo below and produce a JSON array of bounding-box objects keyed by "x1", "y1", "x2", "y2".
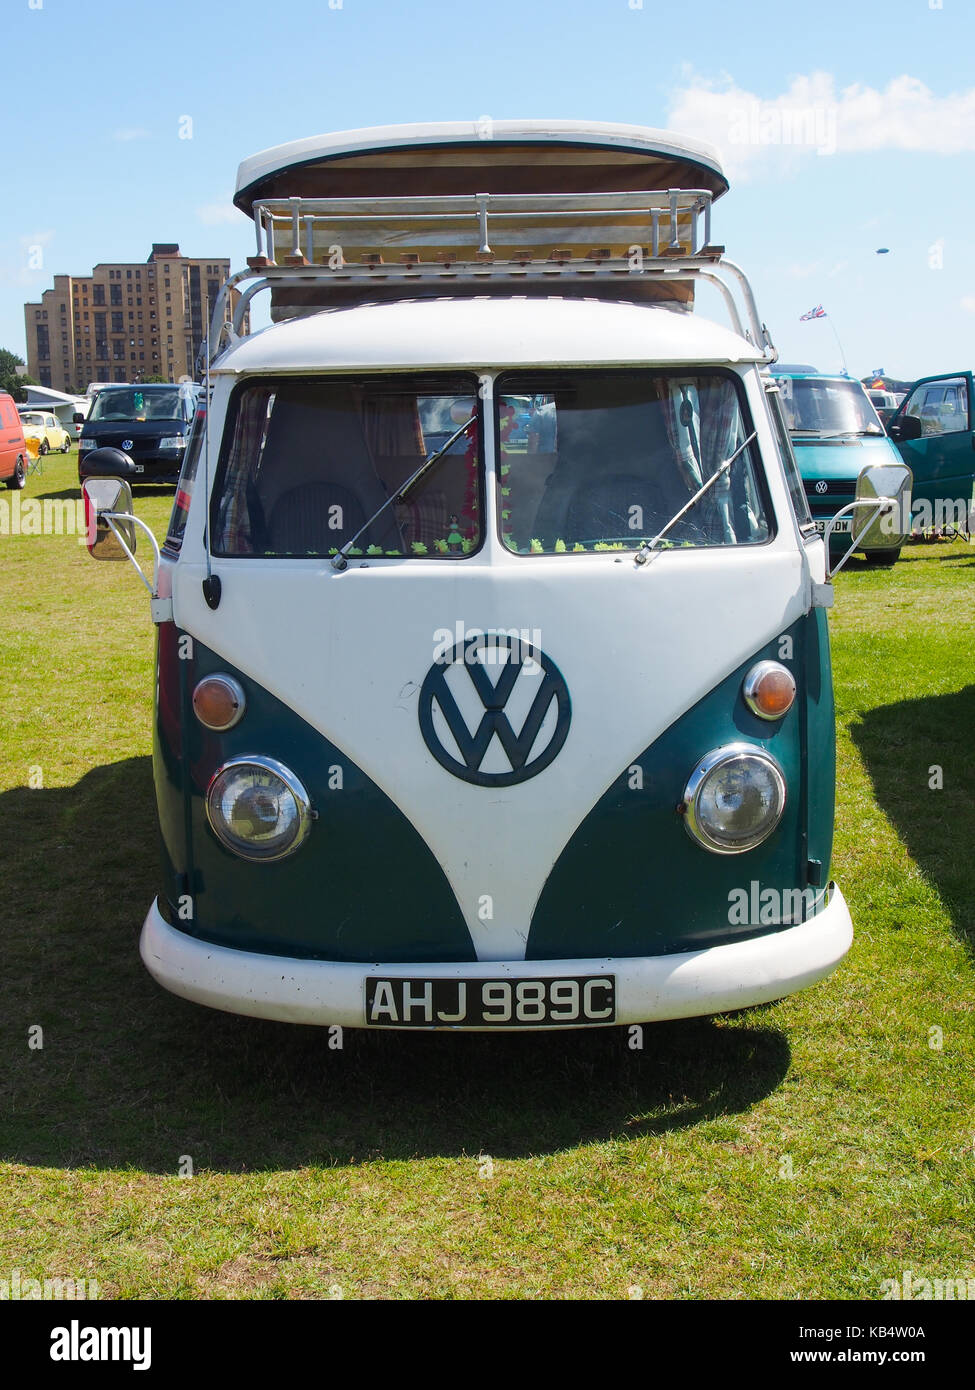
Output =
[
  {"x1": 668, "y1": 72, "x2": 975, "y2": 179},
  {"x1": 960, "y1": 296, "x2": 975, "y2": 314},
  {"x1": 196, "y1": 200, "x2": 242, "y2": 226},
  {"x1": 113, "y1": 127, "x2": 151, "y2": 142}
]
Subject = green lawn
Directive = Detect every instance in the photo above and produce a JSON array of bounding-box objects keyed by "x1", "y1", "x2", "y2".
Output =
[{"x1": 0, "y1": 451, "x2": 972, "y2": 1299}]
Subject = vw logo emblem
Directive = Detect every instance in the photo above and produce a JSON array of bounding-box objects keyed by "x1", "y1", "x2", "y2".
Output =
[
  {"x1": 418, "y1": 635, "x2": 571, "y2": 787},
  {"x1": 121, "y1": 439, "x2": 134, "y2": 452},
  {"x1": 815, "y1": 479, "x2": 828, "y2": 495}
]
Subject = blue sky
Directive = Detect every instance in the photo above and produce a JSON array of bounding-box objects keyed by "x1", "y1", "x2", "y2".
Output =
[{"x1": 4, "y1": 0, "x2": 973, "y2": 380}]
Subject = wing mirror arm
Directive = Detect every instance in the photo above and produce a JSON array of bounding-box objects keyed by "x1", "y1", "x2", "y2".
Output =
[
  {"x1": 102, "y1": 511, "x2": 160, "y2": 594},
  {"x1": 825, "y1": 498, "x2": 894, "y2": 579}
]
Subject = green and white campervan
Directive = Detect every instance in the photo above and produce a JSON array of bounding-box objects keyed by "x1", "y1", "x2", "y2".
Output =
[{"x1": 82, "y1": 121, "x2": 910, "y2": 1030}]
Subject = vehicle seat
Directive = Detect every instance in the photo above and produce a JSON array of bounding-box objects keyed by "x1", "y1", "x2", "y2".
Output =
[
  {"x1": 257, "y1": 398, "x2": 404, "y2": 554},
  {"x1": 531, "y1": 401, "x2": 690, "y2": 546}
]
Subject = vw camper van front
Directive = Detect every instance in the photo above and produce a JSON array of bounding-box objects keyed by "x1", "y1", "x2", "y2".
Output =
[{"x1": 85, "y1": 121, "x2": 865, "y2": 1030}]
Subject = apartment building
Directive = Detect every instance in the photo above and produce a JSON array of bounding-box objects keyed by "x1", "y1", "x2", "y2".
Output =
[{"x1": 24, "y1": 244, "x2": 247, "y2": 393}]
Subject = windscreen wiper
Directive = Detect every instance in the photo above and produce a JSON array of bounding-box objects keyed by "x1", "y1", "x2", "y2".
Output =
[
  {"x1": 331, "y1": 413, "x2": 477, "y2": 571},
  {"x1": 634, "y1": 432, "x2": 757, "y2": 566}
]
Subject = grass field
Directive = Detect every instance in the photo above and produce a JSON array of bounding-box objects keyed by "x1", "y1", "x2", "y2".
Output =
[{"x1": 0, "y1": 450, "x2": 972, "y2": 1300}]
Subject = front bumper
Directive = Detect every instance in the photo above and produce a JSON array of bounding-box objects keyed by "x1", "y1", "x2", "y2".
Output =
[{"x1": 140, "y1": 886, "x2": 853, "y2": 1030}]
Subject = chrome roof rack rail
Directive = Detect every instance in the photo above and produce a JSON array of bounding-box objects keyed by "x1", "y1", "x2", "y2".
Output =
[{"x1": 204, "y1": 188, "x2": 776, "y2": 368}]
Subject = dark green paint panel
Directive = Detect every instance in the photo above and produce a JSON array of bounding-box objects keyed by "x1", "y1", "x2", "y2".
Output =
[
  {"x1": 526, "y1": 616, "x2": 833, "y2": 960},
  {"x1": 152, "y1": 624, "x2": 192, "y2": 915},
  {"x1": 154, "y1": 635, "x2": 475, "y2": 963},
  {"x1": 804, "y1": 608, "x2": 835, "y2": 881}
]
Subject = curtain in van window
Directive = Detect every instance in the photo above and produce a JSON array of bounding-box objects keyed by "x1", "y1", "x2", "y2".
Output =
[
  {"x1": 360, "y1": 392, "x2": 425, "y2": 458},
  {"x1": 655, "y1": 381, "x2": 702, "y2": 491},
  {"x1": 215, "y1": 387, "x2": 275, "y2": 554}
]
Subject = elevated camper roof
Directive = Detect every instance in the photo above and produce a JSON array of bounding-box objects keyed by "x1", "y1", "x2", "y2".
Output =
[
  {"x1": 206, "y1": 121, "x2": 775, "y2": 369},
  {"x1": 234, "y1": 120, "x2": 729, "y2": 211}
]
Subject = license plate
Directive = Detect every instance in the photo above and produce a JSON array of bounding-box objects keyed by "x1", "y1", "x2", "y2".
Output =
[
  {"x1": 813, "y1": 518, "x2": 851, "y2": 533},
  {"x1": 365, "y1": 975, "x2": 616, "y2": 1027}
]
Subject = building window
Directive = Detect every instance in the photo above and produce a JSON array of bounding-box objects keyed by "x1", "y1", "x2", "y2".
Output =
[
  {"x1": 92, "y1": 285, "x2": 105, "y2": 305},
  {"x1": 126, "y1": 269, "x2": 132, "y2": 279},
  {"x1": 110, "y1": 284, "x2": 122, "y2": 305}
]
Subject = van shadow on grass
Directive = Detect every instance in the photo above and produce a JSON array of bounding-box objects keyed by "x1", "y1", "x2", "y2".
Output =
[
  {"x1": 850, "y1": 684, "x2": 975, "y2": 951},
  {"x1": 0, "y1": 758, "x2": 790, "y2": 1174},
  {"x1": 30, "y1": 484, "x2": 174, "y2": 503}
]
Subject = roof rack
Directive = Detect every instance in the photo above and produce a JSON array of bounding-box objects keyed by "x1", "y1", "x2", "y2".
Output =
[{"x1": 206, "y1": 187, "x2": 776, "y2": 367}]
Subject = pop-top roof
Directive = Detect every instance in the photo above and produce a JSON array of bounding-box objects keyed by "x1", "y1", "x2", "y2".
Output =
[{"x1": 234, "y1": 119, "x2": 728, "y2": 212}]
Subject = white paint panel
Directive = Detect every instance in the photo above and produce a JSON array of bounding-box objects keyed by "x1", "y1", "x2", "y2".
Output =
[{"x1": 214, "y1": 297, "x2": 762, "y2": 377}]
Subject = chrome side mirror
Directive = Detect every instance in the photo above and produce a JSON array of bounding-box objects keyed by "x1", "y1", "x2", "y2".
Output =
[
  {"x1": 825, "y1": 462, "x2": 913, "y2": 578},
  {"x1": 853, "y1": 462, "x2": 913, "y2": 551},
  {"x1": 83, "y1": 477, "x2": 137, "y2": 561}
]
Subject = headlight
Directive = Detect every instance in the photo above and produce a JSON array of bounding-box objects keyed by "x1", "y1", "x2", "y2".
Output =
[
  {"x1": 79, "y1": 437, "x2": 96, "y2": 451},
  {"x1": 206, "y1": 756, "x2": 312, "y2": 861},
  {"x1": 682, "y1": 744, "x2": 786, "y2": 854},
  {"x1": 159, "y1": 435, "x2": 186, "y2": 450}
]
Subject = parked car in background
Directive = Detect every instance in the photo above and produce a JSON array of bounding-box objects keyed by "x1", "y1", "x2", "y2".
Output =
[
  {"x1": 866, "y1": 389, "x2": 904, "y2": 429},
  {"x1": 18, "y1": 409, "x2": 72, "y2": 455},
  {"x1": 78, "y1": 382, "x2": 202, "y2": 486},
  {"x1": 887, "y1": 372, "x2": 975, "y2": 535},
  {"x1": 775, "y1": 370, "x2": 907, "y2": 565},
  {"x1": 69, "y1": 403, "x2": 90, "y2": 442},
  {"x1": 1, "y1": 391, "x2": 30, "y2": 489}
]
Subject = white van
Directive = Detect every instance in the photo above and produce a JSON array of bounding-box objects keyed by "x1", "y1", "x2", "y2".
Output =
[{"x1": 82, "y1": 121, "x2": 909, "y2": 1030}]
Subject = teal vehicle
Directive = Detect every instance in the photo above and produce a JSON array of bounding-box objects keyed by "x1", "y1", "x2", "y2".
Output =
[
  {"x1": 775, "y1": 370, "x2": 906, "y2": 565},
  {"x1": 887, "y1": 372, "x2": 975, "y2": 536}
]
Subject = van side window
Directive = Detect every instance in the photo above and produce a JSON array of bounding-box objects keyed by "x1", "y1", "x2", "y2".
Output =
[
  {"x1": 767, "y1": 386, "x2": 814, "y2": 531},
  {"x1": 211, "y1": 376, "x2": 482, "y2": 559},
  {"x1": 497, "y1": 369, "x2": 771, "y2": 554},
  {"x1": 164, "y1": 402, "x2": 206, "y2": 554}
]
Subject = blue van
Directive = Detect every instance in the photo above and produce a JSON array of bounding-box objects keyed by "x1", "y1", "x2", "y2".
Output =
[{"x1": 775, "y1": 370, "x2": 906, "y2": 565}]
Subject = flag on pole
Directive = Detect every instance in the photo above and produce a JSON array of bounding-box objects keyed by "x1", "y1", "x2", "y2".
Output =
[{"x1": 800, "y1": 305, "x2": 827, "y2": 320}]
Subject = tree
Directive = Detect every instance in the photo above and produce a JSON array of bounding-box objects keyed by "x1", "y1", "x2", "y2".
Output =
[
  {"x1": 142, "y1": 374, "x2": 168, "y2": 384},
  {"x1": 0, "y1": 347, "x2": 38, "y2": 402}
]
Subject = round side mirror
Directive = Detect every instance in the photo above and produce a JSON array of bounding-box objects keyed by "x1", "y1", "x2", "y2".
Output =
[{"x1": 79, "y1": 446, "x2": 138, "y2": 481}]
